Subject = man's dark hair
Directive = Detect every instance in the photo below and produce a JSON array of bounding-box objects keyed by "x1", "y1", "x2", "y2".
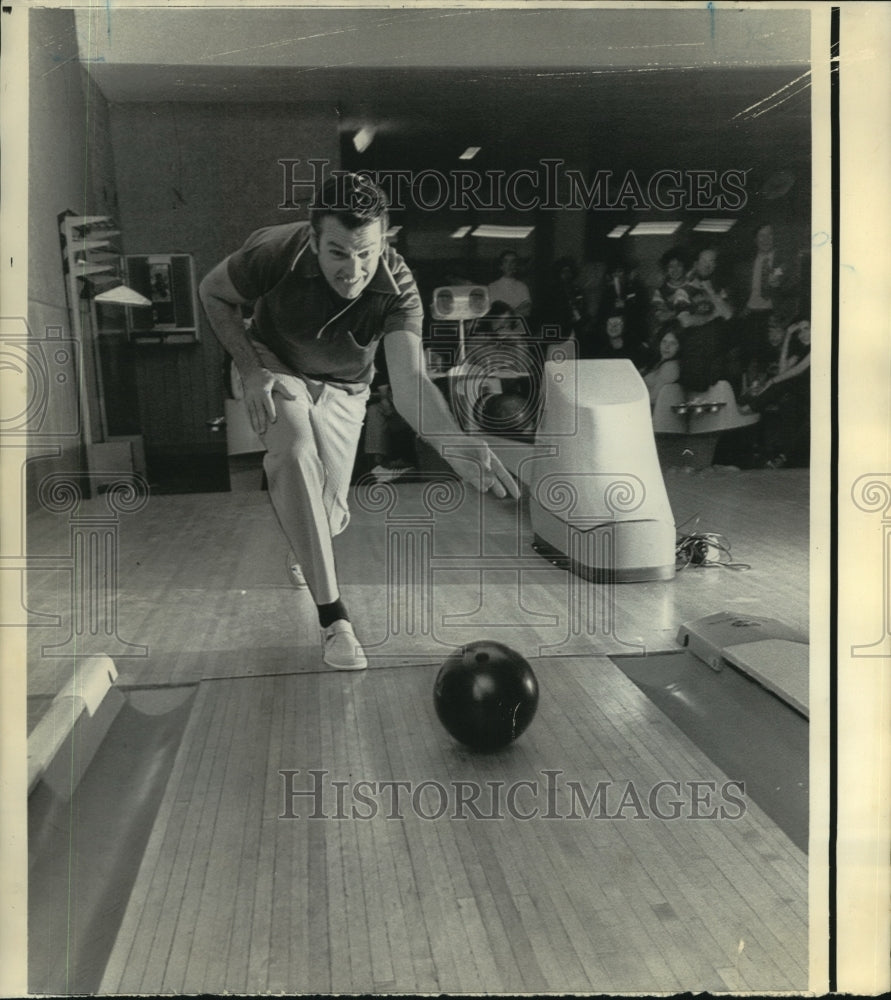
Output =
[
  {"x1": 661, "y1": 246, "x2": 688, "y2": 270},
  {"x1": 310, "y1": 172, "x2": 390, "y2": 235},
  {"x1": 487, "y1": 299, "x2": 515, "y2": 318},
  {"x1": 694, "y1": 243, "x2": 718, "y2": 258}
]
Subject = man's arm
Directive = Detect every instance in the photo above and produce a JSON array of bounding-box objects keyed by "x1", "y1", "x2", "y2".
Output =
[
  {"x1": 702, "y1": 282, "x2": 734, "y2": 320},
  {"x1": 198, "y1": 260, "x2": 295, "y2": 435},
  {"x1": 676, "y1": 309, "x2": 716, "y2": 329},
  {"x1": 762, "y1": 352, "x2": 810, "y2": 389},
  {"x1": 678, "y1": 280, "x2": 734, "y2": 326},
  {"x1": 383, "y1": 330, "x2": 519, "y2": 499}
]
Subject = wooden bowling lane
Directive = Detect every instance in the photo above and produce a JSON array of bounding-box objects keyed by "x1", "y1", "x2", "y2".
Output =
[{"x1": 99, "y1": 655, "x2": 807, "y2": 995}]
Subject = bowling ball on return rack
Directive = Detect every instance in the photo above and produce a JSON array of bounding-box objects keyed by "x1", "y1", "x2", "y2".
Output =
[{"x1": 476, "y1": 392, "x2": 534, "y2": 436}]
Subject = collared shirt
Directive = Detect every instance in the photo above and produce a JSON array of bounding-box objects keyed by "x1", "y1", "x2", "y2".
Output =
[
  {"x1": 488, "y1": 276, "x2": 531, "y2": 311},
  {"x1": 681, "y1": 271, "x2": 731, "y2": 321},
  {"x1": 652, "y1": 278, "x2": 691, "y2": 314},
  {"x1": 747, "y1": 251, "x2": 775, "y2": 311},
  {"x1": 227, "y1": 222, "x2": 424, "y2": 384}
]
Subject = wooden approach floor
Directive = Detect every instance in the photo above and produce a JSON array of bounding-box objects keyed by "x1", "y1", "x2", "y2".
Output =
[
  {"x1": 25, "y1": 467, "x2": 810, "y2": 993},
  {"x1": 25, "y1": 467, "x2": 809, "y2": 695}
]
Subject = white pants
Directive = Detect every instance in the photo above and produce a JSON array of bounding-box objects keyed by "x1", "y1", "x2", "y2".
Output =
[{"x1": 253, "y1": 343, "x2": 369, "y2": 605}]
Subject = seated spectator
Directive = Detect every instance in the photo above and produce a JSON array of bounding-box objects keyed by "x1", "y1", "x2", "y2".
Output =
[
  {"x1": 651, "y1": 247, "x2": 692, "y2": 331},
  {"x1": 744, "y1": 318, "x2": 811, "y2": 467},
  {"x1": 465, "y1": 300, "x2": 542, "y2": 408},
  {"x1": 591, "y1": 313, "x2": 650, "y2": 368},
  {"x1": 468, "y1": 300, "x2": 538, "y2": 374},
  {"x1": 742, "y1": 313, "x2": 793, "y2": 395},
  {"x1": 642, "y1": 327, "x2": 682, "y2": 406}
]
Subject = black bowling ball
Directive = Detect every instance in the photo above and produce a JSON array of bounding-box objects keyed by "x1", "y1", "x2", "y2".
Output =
[
  {"x1": 479, "y1": 392, "x2": 533, "y2": 435},
  {"x1": 433, "y1": 640, "x2": 539, "y2": 752}
]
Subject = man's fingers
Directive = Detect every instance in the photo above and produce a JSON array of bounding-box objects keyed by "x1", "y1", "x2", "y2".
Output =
[
  {"x1": 255, "y1": 379, "x2": 295, "y2": 431},
  {"x1": 488, "y1": 453, "x2": 521, "y2": 499},
  {"x1": 262, "y1": 390, "x2": 278, "y2": 426},
  {"x1": 247, "y1": 398, "x2": 268, "y2": 437},
  {"x1": 272, "y1": 378, "x2": 297, "y2": 401},
  {"x1": 488, "y1": 478, "x2": 507, "y2": 499},
  {"x1": 446, "y1": 445, "x2": 519, "y2": 499},
  {"x1": 250, "y1": 405, "x2": 265, "y2": 437},
  {"x1": 241, "y1": 371, "x2": 295, "y2": 436}
]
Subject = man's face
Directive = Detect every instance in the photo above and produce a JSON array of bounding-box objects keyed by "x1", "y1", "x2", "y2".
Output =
[
  {"x1": 660, "y1": 332, "x2": 680, "y2": 359},
  {"x1": 665, "y1": 257, "x2": 685, "y2": 283},
  {"x1": 692, "y1": 292, "x2": 713, "y2": 315},
  {"x1": 767, "y1": 321, "x2": 785, "y2": 347},
  {"x1": 695, "y1": 250, "x2": 717, "y2": 279},
  {"x1": 310, "y1": 216, "x2": 384, "y2": 299},
  {"x1": 756, "y1": 226, "x2": 774, "y2": 253},
  {"x1": 606, "y1": 316, "x2": 624, "y2": 339}
]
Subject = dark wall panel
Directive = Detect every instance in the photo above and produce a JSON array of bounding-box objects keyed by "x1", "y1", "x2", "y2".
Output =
[{"x1": 109, "y1": 102, "x2": 340, "y2": 452}]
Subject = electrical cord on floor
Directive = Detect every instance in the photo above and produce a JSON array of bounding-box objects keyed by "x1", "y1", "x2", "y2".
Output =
[{"x1": 675, "y1": 528, "x2": 751, "y2": 572}]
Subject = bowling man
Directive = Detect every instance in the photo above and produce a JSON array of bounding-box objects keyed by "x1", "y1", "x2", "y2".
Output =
[{"x1": 199, "y1": 174, "x2": 518, "y2": 671}]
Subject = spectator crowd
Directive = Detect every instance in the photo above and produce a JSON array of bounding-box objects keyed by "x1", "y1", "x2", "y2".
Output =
[{"x1": 371, "y1": 222, "x2": 810, "y2": 472}]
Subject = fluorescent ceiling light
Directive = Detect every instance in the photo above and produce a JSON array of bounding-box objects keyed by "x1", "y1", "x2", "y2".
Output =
[
  {"x1": 353, "y1": 126, "x2": 376, "y2": 153},
  {"x1": 692, "y1": 218, "x2": 738, "y2": 233},
  {"x1": 607, "y1": 225, "x2": 630, "y2": 239},
  {"x1": 628, "y1": 221, "x2": 683, "y2": 237},
  {"x1": 459, "y1": 147, "x2": 481, "y2": 160},
  {"x1": 385, "y1": 226, "x2": 401, "y2": 239},
  {"x1": 451, "y1": 226, "x2": 472, "y2": 239},
  {"x1": 471, "y1": 224, "x2": 535, "y2": 240}
]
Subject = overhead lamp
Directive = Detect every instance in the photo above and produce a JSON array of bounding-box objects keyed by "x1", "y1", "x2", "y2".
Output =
[
  {"x1": 471, "y1": 224, "x2": 534, "y2": 240},
  {"x1": 607, "y1": 225, "x2": 630, "y2": 239},
  {"x1": 385, "y1": 225, "x2": 402, "y2": 239},
  {"x1": 353, "y1": 126, "x2": 376, "y2": 153},
  {"x1": 692, "y1": 219, "x2": 738, "y2": 234},
  {"x1": 459, "y1": 147, "x2": 481, "y2": 160},
  {"x1": 627, "y1": 221, "x2": 683, "y2": 237},
  {"x1": 451, "y1": 226, "x2": 472, "y2": 239}
]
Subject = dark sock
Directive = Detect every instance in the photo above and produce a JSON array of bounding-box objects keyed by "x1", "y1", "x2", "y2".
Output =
[{"x1": 318, "y1": 599, "x2": 349, "y2": 629}]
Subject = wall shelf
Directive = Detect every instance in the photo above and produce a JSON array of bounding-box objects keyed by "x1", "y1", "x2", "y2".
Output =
[{"x1": 58, "y1": 211, "x2": 150, "y2": 488}]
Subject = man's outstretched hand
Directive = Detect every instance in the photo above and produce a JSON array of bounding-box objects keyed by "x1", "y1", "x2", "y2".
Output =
[
  {"x1": 445, "y1": 440, "x2": 521, "y2": 499},
  {"x1": 482, "y1": 448, "x2": 521, "y2": 499}
]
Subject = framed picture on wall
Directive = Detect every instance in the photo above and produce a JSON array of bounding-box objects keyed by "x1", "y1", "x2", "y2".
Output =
[{"x1": 124, "y1": 253, "x2": 200, "y2": 343}]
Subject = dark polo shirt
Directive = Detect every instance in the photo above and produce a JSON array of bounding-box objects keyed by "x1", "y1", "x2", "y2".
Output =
[{"x1": 227, "y1": 221, "x2": 424, "y2": 384}]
